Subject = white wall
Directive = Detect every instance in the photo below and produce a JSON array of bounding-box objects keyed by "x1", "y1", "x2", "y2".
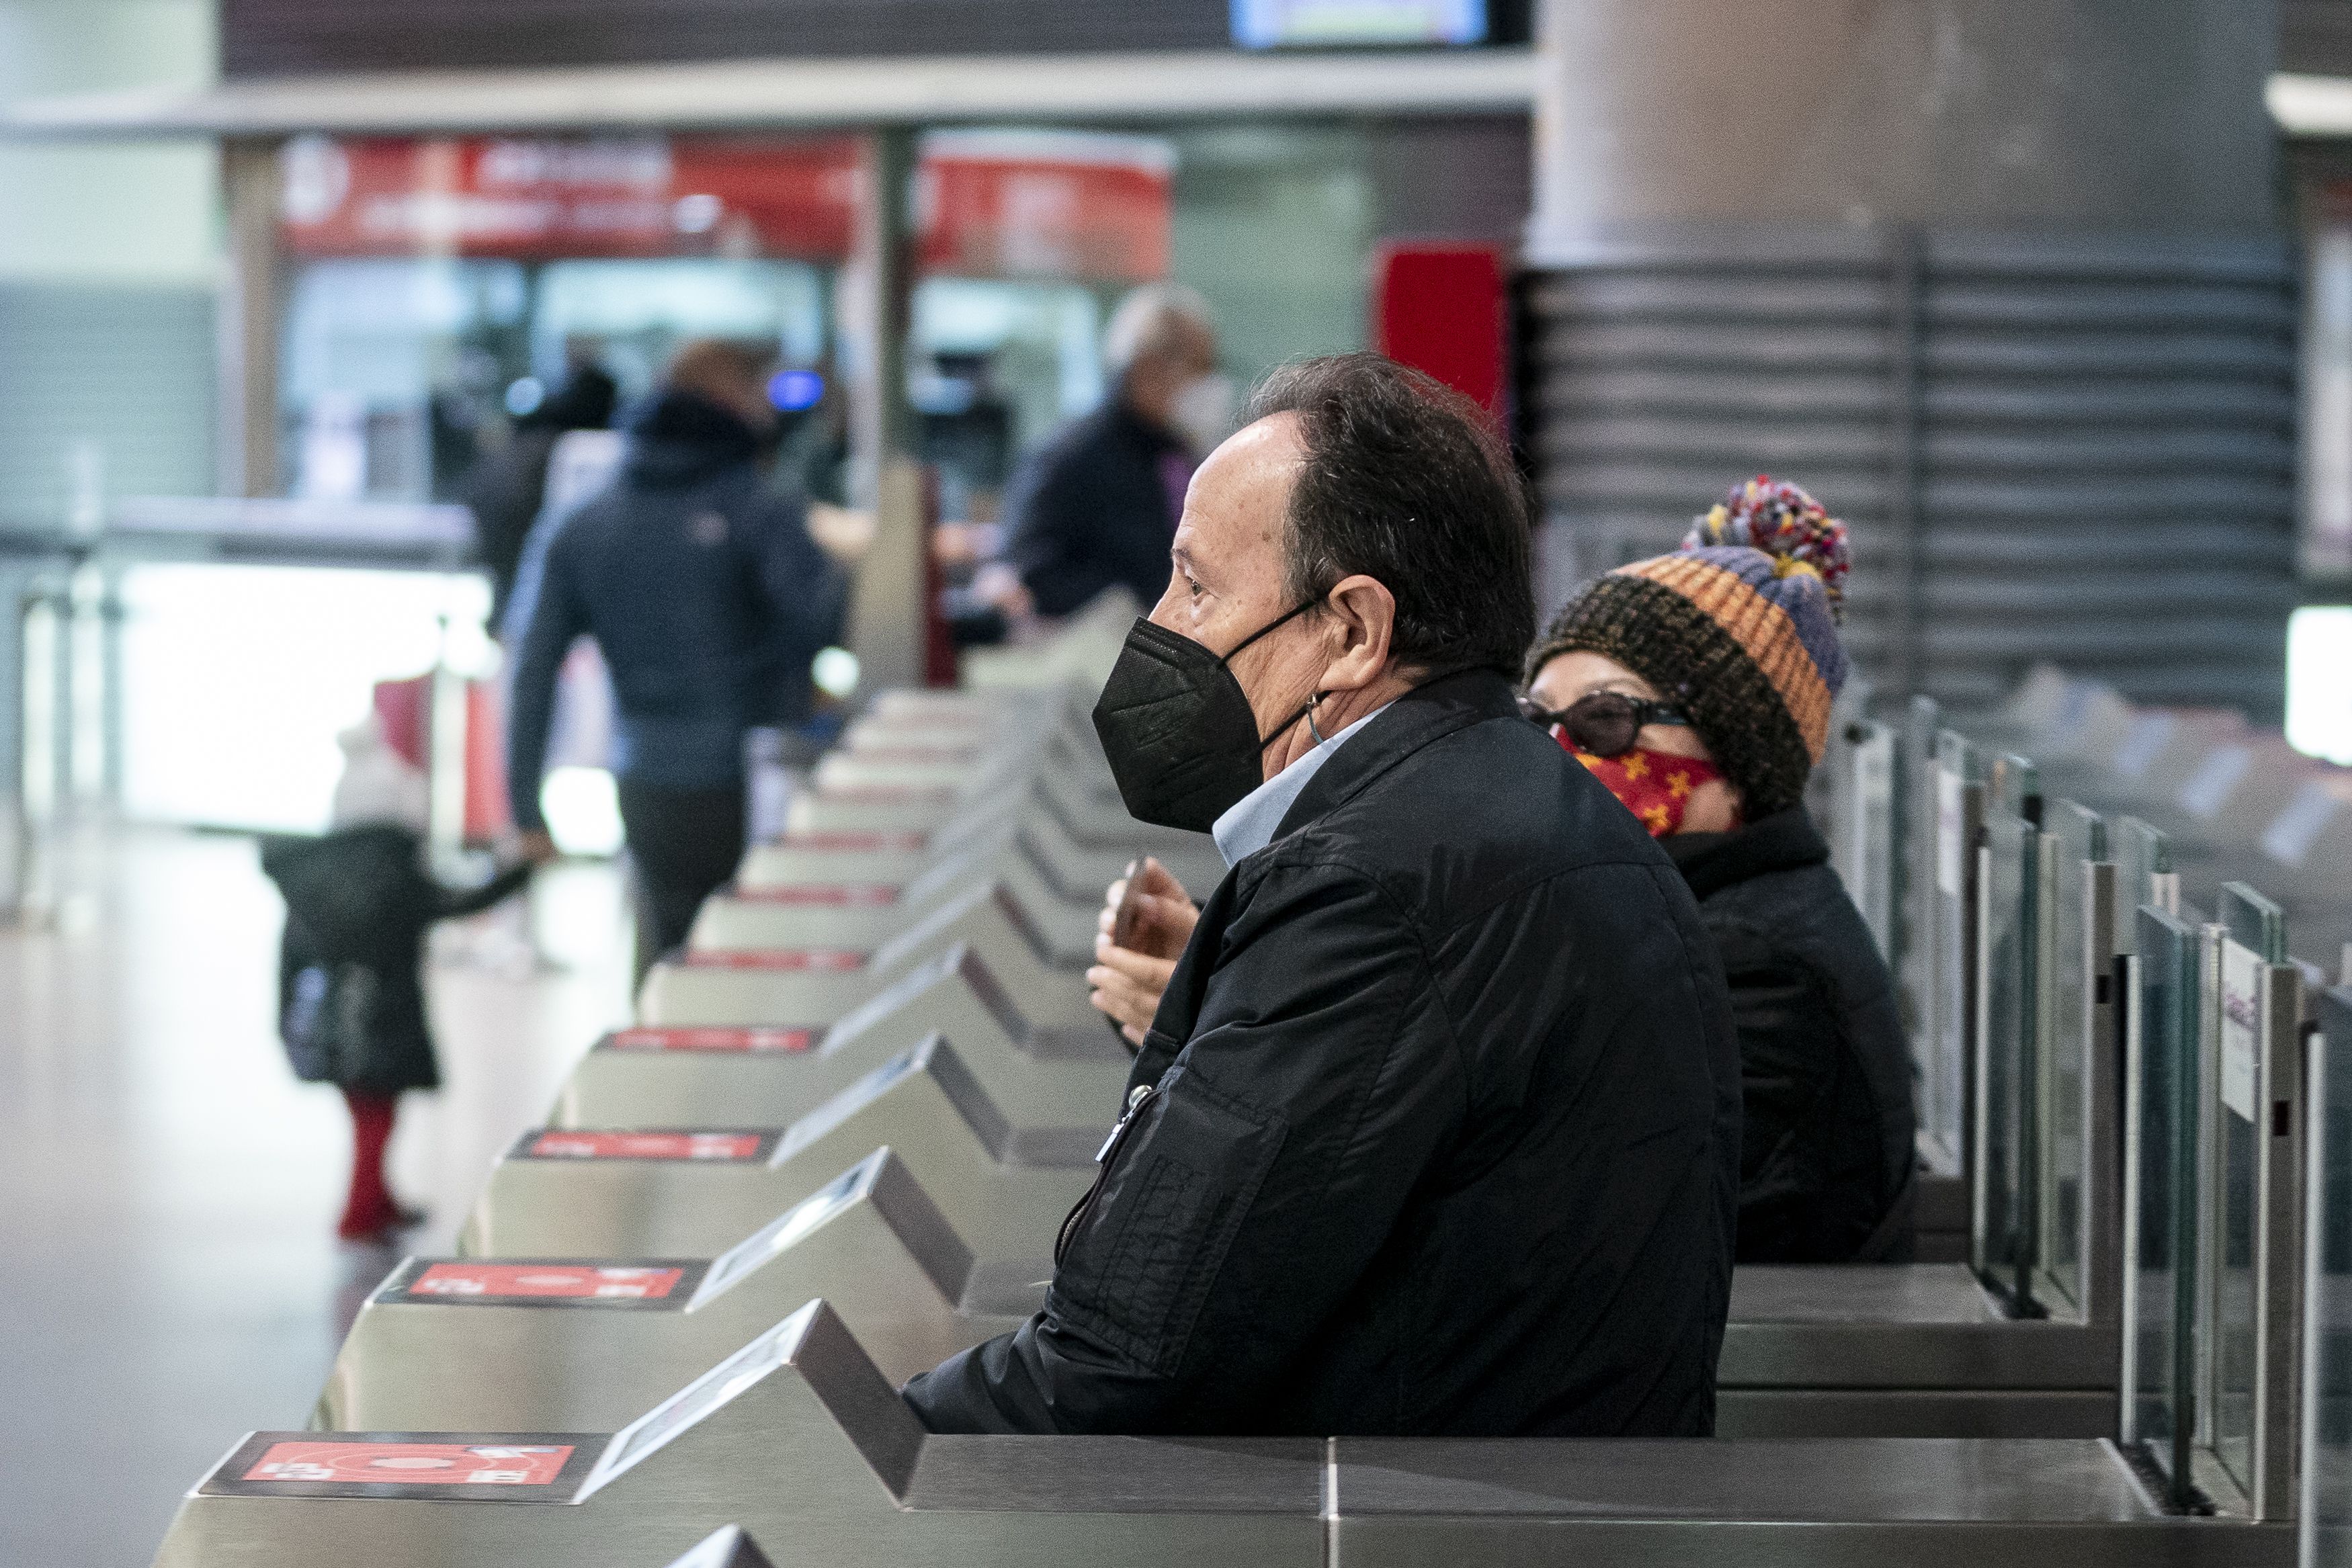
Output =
[{"x1": 0, "y1": 0, "x2": 219, "y2": 286}]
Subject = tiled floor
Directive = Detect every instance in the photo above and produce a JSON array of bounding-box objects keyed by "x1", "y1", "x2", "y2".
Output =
[{"x1": 0, "y1": 826, "x2": 631, "y2": 1567}]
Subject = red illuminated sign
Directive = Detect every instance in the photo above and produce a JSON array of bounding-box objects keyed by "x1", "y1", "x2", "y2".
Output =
[
  {"x1": 523, "y1": 1131, "x2": 769, "y2": 1161},
  {"x1": 243, "y1": 1441, "x2": 575, "y2": 1487},
  {"x1": 404, "y1": 1263, "x2": 688, "y2": 1301},
  {"x1": 680, "y1": 949, "x2": 867, "y2": 971},
  {"x1": 278, "y1": 130, "x2": 1172, "y2": 281},
  {"x1": 728, "y1": 885, "x2": 898, "y2": 907},
  {"x1": 601, "y1": 1027, "x2": 816, "y2": 1053}
]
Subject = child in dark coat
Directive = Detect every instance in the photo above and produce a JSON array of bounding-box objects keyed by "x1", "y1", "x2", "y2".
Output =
[{"x1": 262, "y1": 717, "x2": 532, "y2": 1244}]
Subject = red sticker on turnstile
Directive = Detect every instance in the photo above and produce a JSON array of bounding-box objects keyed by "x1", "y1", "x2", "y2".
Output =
[
  {"x1": 524, "y1": 1131, "x2": 769, "y2": 1161},
  {"x1": 405, "y1": 1263, "x2": 687, "y2": 1300},
  {"x1": 602, "y1": 1027, "x2": 815, "y2": 1053},
  {"x1": 775, "y1": 831, "x2": 928, "y2": 851},
  {"x1": 243, "y1": 1441, "x2": 575, "y2": 1487},
  {"x1": 681, "y1": 949, "x2": 866, "y2": 971},
  {"x1": 728, "y1": 884, "x2": 898, "y2": 907}
]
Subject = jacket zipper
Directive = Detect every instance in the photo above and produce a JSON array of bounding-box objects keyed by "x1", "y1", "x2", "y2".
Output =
[{"x1": 1055, "y1": 1083, "x2": 1157, "y2": 1265}]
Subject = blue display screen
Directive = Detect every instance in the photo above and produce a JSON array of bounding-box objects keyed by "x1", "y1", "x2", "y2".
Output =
[{"x1": 1231, "y1": 0, "x2": 1486, "y2": 48}]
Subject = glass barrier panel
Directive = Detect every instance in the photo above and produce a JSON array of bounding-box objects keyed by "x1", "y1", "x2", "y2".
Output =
[
  {"x1": 1897, "y1": 697, "x2": 1940, "y2": 1151},
  {"x1": 2301, "y1": 985, "x2": 2352, "y2": 1567},
  {"x1": 2041, "y1": 799, "x2": 2108, "y2": 1314},
  {"x1": 2210, "y1": 884, "x2": 2289, "y2": 1499},
  {"x1": 2115, "y1": 816, "x2": 2177, "y2": 945},
  {"x1": 1837, "y1": 720, "x2": 1898, "y2": 964},
  {"x1": 1975, "y1": 757, "x2": 2044, "y2": 1313},
  {"x1": 1927, "y1": 728, "x2": 1983, "y2": 1176},
  {"x1": 2131, "y1": 903, "x2": 2203, "y2": 1507}
]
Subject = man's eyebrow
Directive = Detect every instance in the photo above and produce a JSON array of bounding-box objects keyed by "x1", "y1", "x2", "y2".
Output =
[{"x1": 1171, "y1": 544, "x2": 1198, "y2": 576}]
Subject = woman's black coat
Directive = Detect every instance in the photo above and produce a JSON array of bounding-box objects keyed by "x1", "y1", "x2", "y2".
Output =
[
  {"x1": 1664, "y1": 808, "x2": 1917, "y2": 1263},
  {"x1": 262, "y1": 824, "x2": 530, "y2": 1096}
]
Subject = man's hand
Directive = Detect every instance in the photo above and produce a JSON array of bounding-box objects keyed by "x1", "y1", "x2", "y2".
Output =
[
  {"x1": 1087, "y1": 857, "x2": 1195, "y2": 1047},
  {"x1": 517, "y1": 829, "x2": 561, "y2": 865}
]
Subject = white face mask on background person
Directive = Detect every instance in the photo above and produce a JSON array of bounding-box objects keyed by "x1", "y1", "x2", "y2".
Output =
[{"x1": 1169, "y1": 372, "x2": 1236, "y2": 458}]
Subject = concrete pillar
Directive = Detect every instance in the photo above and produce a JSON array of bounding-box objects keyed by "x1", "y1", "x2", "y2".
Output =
[
  {"x1": 1523, "y1": 0, "x2": 2296, "y2": 718},
  {"x1": 1532, "y1": 0, "x2": 2277, "y2": 240}
]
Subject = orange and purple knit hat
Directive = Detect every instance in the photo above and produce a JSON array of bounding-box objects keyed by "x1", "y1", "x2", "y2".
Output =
[{"x1": 1525, "y1": 476, "x2": 1851, "y2": 818}]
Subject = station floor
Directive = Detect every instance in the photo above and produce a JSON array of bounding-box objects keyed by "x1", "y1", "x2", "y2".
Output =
[{"x1": 0, "y1": 825, "x2": 632, "y2": 1567}]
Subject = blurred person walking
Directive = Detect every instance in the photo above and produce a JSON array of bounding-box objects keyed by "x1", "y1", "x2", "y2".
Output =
[
  {"x1": 502, "y1": 339, "x2": 847, "y2": 972},
  {"x1": 980, "y1": 284, "x2": 1230, "y2": 623},
  {"x1": 462, "y1": 361, "x2": 618, "y2": 632},
  {"x1": 263, "y1": 717, "x2": 534, "y2": 1245}
]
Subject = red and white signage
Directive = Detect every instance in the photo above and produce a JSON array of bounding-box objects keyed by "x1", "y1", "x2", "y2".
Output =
[
  {"x1": 775, "y1": 831, "x2": 929, "y2": 852},
  {"x1": 278, "y1": 130, "x2": 1172, "y2": 282},
  {"x1": 244, "y1": 1441, "x2": 575, "y2": 1487},
  {"x1": 601, "y1": 1026, "x2": 816, "y2": 1053},
  {"x1": 524, "y1": 1131, "x2": 767, "y2": 1162},
  {"x1": 728, "y1": 884, "x2": 898, "y2": 908},
  {"x1": 406, "y1": 1263, "x2": 688, "y2": 1301},
  {"x1": 681, "y1": 949, "x2": 866, "y2": 971}
]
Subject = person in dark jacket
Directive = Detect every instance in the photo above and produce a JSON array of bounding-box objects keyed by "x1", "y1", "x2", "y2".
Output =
[
  {"x1": 1523, "y1": 476, "x2": 1917, "y2": 1264},
  {"x1": 905, "y1": 354, "x2": 1742, "y2": 1438},
  {"x1": 463, "y1": 362, "x2": 617, "y2": 631},
  {"x1": 503, "y1": 339, "x2": 847, "y2": 969},
  {"x1": 262, "y1": 729, "x2": 533, "y2": 1245},
  {"x1": 983, "y1": 284, "x2": 1228, "y2": 621}
]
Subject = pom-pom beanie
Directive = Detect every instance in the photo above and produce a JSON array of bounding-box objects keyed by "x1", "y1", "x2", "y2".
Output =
[{"x1": 1525, "y1": 476, "x2": 1851, "y2": 818}]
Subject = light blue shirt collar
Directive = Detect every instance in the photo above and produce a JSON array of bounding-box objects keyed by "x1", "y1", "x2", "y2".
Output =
[{"x1": 1210, "y1": 705, "x2": 1389, "y2": 867}]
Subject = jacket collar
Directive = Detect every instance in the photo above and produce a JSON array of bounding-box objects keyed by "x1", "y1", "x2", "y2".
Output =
[
  {"x1": 1663, "y1": 806, "x2": 1829, "y2": 900},
  {"x1": 1270, "y1": 668, "x2": 1521, "y2": 843}
]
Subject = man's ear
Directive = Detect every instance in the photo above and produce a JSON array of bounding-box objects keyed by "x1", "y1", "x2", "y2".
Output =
[{"x1": 1318, "y1": 574, "x2": 1397, "y2": 693}]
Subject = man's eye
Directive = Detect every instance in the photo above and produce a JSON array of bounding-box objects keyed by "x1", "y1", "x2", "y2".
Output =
[{"x1": 1185, "y1": 576, "x2": 1204, "y2": 597}]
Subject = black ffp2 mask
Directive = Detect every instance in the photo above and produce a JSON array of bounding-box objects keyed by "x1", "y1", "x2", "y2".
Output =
[{"x1": 1091, "y1": 607, "x2": 1317, "y2": 833}]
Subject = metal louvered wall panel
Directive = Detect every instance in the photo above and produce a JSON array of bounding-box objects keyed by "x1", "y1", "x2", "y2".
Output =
[{"x1": 1519, "y1": 232, "x2": 2298, "y2": 720}]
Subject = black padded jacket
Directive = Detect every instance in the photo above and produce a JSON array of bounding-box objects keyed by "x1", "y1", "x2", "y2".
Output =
[
  {"x1": 903, "y1": 669, "x2": 1742, "y2": 1438},
  {"x1": 1663, "y1": 809, "x2": 1917, "y2": 1264}
]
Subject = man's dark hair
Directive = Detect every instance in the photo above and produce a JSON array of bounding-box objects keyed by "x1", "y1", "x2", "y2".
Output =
[{"x1": 1245, "y1": 353, "x2": 1535, "y2": 679}]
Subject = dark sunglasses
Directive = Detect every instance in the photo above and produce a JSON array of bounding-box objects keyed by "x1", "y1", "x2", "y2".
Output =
[{"x1": 1519, "y1": 691, "x2": 1690, "y2": 758}]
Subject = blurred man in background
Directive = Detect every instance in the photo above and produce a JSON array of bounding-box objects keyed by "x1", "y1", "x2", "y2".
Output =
[
  {"x1": 503, "y1": 338, "x2": 847, "y2": 972},
  {"x1": 980, "y1": 283, "x2": 1228, "y2": 623},
  {"x1": 463, "y1": 359, "x2": 618, "y2": 632}
]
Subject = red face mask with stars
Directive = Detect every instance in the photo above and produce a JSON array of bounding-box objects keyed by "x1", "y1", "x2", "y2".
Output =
[{"x1": 1554, "y1": 729, "x2": 1730, "y2": 838}]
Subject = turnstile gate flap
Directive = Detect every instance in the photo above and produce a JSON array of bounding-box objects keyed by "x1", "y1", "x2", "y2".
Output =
[
  {"x1": 786, "y1": 1032, "x2": 1095, "y2": 1171},
  {"x1": 663, "y1": 1525, "x2": 774, "y2": 1568},
  {"x1": 825, "y1": 945, "x2": 1024, "y2": 1054}
]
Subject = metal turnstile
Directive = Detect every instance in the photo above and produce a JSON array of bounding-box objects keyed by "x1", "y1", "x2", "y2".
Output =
[
  {"x1": 320, "y1": 1151, "x2": 1019, "y2": 1431},
  {"x1": 564, "y1": 946, "x2": 1130, "y2": 1129},
  {"x1": 638, "y1": 883, "x2": 1101, "y2": 1031},
  {"x1": 470, "y1": 1034, "x2": 1093, "y2": 1260},
  {"x1": 161, "y1": 1299, "x2": 2290, "y2": 1568}
]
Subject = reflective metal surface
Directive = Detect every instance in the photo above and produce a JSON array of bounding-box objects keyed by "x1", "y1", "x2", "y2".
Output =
[
  {"x1": 471, "y1": 1036, "x2": 1093, "y2": 1260},
  {"x1": 564, "y1": 949, "x2": 1129, "y2": 1129}
]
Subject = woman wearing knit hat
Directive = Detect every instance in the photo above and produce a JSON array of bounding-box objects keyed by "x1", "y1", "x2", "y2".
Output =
[{"x1": 1524, "y1": 476, "x2": 1915, "y2": 1264}]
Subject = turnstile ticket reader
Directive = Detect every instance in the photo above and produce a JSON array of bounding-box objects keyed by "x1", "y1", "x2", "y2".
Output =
[
  {"x1": 321, "y1": 1151, "x2": 1021, "y2": 1431},
  {"x1": 638, "y1": 883, "x2": 1103, "y2": 1033},
  {"x1": 566, "y1": 946, "x2": 1130, "y2": 1129},
  {"x1": 691, "y1": 835, "x2": 1101, "y2": 967},
  {"x1": 161, "y1": 1299, "x2": 2288, "y2": 1568},
  {"x1": 470, "y1": 1035, "x2": 1093, "y2": 1259},
  {"x1": 162, "y1": 1303, "x2": 1330, "y2": 1568}
]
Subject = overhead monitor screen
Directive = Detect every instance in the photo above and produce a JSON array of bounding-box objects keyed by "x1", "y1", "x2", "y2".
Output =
[{"x1": 1231, "y1": 0, "x2": 1487, "y2": 48}]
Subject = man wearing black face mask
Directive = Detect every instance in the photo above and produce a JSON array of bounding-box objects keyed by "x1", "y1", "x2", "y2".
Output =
[{"x1": 902, "y1": 353, "x2": 1742, "y2": 1440}]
